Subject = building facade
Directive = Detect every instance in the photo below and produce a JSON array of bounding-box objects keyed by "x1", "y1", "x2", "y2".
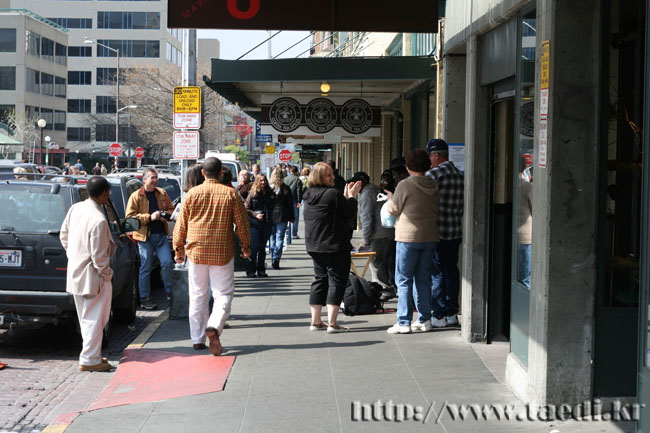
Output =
[{"x1": 3, "y1": 0, "x2": 182, "y2": 158}]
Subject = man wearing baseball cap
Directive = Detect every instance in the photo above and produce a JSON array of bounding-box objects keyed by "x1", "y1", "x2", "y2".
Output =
[{"x1": 426, "y1": 138, "x2": 464, "y2": 328}]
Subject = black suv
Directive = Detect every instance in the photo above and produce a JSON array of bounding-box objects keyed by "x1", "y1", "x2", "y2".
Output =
[{"x1": 0, "y1": 176, "x2": 141, "y2": 332}]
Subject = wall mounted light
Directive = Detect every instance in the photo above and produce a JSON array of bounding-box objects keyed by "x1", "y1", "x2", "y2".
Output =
[{"x1": 320, "y1": 81, "x2": 331, "y2": 95}]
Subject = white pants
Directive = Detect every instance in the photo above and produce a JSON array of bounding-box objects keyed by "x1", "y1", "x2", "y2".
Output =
[
  {"x1": 73, "y1": 281, "x2": 112, "y2": 366},
  {"x1": 188, "y1": 258, "x2": 234, "y2": 344}
]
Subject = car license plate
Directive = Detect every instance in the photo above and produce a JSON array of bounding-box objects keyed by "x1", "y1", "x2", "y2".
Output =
[{"x1": 0, "y1": 249, "x2": 22, "y2": 267}]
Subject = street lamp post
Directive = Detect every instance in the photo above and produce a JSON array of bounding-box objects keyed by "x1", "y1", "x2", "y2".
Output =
[
  {"x1": 44, "y1": 136, "x2": 51, "y2": 166},
  {"x1": 37, "y1": 118, "x2": 46, "y2": 166},
  {"x1": 84, "y1": 38, "x2": 120, "y2": 145},
  {"x1": 117, "y1": 105, "x2": 137, "y2": 167}
]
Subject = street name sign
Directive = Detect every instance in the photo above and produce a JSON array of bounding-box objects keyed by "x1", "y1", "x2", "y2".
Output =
[
  {"x1": 173, "y1": 86, "x2": 201, "y2": 129},
  {"x1": 173, "y1": 131, "x2": 199, "y2": 159}
]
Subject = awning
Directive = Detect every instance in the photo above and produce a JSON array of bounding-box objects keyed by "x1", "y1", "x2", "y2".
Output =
[
  {"x1": 0, "y1": 133, "x2": 21, "y2": 145},
  {"x1": 204, "y1": 56, "x2": 436, "y2": 120}
]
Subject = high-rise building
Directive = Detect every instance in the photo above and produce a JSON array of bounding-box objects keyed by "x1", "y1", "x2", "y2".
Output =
[{"x1": 2, "y1": 0, "x2": 183, "y2": 156}]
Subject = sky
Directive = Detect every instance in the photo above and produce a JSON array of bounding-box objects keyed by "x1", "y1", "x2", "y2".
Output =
[{"x1": 197, "y1": 30, "x2": 313, "y2": 60}]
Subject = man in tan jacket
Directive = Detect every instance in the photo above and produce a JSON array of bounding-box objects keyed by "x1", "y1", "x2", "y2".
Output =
[
  {"x1": 126, "y1": 168, "x2": 174, "y2": 310},
  {"x1": 60, "y1": 176, "x2": 116, "y2": 372}
]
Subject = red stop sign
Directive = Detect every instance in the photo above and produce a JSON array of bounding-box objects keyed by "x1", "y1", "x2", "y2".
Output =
[
  {"x1": 135, "y1": 147, "x2": 144, "y2": 159},
  {"x1": 279, "y1": 149, "x2": 292, "y2": 162},
  {"x1": 109, "y1": 142, "x2": 122, "y2": 157}
]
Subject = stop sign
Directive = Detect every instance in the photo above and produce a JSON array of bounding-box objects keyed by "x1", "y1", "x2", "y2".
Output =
[
  {"x1": 109, "y1": 142, "x2": 122, "y2": 157},
  {"x1": 135, "y1": 147, "x2": 144, "y2": 159},
  {"x1": 278, "y1": 149, "x2": 292, "y2": 162}
]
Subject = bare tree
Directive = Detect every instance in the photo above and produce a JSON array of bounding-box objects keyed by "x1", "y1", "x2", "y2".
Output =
[
  {"x1": 116, "y1": 63, "x2": 239, "y2": 156},
  {"x1": 3, "y1": 109, "x2": 40, "y2": 160}
]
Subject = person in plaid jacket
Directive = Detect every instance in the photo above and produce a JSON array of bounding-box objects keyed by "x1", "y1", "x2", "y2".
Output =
[
  {"x1": 173, "y1": 157, "x2": 251, "y2": 356},
  {"x1": 426, "y1": 139, "x2": 464, "y2": 328}
]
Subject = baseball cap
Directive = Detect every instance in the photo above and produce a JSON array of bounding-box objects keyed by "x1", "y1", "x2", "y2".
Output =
[
  {"x1": 426, "y1": 138, "x2": 448, "y2": 155},
  {"x1": 347, "y1": 171, "x2": 370, "y2": 183}
]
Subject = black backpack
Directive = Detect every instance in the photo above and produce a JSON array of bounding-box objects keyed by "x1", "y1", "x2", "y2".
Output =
[{"x1": 341, "y1": 274, "x2": 384, "y2": 316}]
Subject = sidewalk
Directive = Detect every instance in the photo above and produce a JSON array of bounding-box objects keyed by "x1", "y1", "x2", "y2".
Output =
[{"x1": 59, "y1": 233, "x2": 634, "y2": 433}]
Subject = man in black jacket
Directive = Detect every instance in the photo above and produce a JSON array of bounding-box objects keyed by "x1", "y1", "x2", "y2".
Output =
[{"x1": 284, "y1": 165, "x2": 303, "y2": 242}]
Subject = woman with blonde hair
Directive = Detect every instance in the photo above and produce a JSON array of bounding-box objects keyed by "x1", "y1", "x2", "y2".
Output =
[
  {"x1": 244, "y1": 174, "x2": 275, "y2": 277},
  {"x1": 268, "y1": 167, "x2": 294, "y2": 270},
  {"x1": 302, "y1": 162, "x2": 362, "y2": 333}
]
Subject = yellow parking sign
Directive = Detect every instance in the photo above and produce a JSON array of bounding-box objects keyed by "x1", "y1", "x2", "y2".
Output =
[{"x1": 173, "y1": 86, "x2": 201, "y2": 113}]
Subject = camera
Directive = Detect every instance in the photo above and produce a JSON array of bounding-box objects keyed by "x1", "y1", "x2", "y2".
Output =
[{"x1": 159, "y1": 210, "x2": 172, "y2": 220}]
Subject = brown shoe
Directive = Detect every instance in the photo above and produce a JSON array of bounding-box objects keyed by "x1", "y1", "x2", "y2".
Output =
[
  {"x1": 193, "y1": 343, "x2": 207, "y2": 350},
  {"x1": 79, "y1": 361, "x2": 112, "y2": 372},
  {"x1": 205, "y1": 327, "x2": 222, "y2": 356}
]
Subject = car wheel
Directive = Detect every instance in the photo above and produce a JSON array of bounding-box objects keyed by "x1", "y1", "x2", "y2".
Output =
[
  {"x1": 101, "y1": 309, "x2": 113, "y2": 349},
  {"x1": 115, "y1": 276, "x2": 138, "y2": 324}
]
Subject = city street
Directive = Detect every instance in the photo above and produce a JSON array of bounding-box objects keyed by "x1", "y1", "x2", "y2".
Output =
[{"x1": 0, "y1": 290, "x2": 167, "y2": 433}]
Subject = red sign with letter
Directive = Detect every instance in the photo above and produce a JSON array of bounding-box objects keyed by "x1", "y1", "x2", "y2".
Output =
[
  {"x1": 278, "y1": 149, "x2": 292, "y2": 162},
  {"x1": 135, "y1": 147, "x2": 145, "y2": 159},
  {"x1": 109, "y1": 143, "x2": 122, "y2": 157}
]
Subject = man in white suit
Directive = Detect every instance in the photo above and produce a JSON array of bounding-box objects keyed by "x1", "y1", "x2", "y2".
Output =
[{"x1": 60, "y1": 176, "x2": 116, "y2": 372}]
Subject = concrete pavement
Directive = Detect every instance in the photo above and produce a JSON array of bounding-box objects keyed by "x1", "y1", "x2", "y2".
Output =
[{"x1": 58, "y1": 233, "x2": 634, "y2": 433}]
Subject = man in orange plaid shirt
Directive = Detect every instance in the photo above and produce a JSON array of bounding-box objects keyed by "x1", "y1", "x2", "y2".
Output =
[{"x1": 173, "y1": 157, "x2": 251, "y2": 355}]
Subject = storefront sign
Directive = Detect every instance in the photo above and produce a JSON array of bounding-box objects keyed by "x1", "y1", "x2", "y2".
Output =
[
  {"x1": 168, "y1": 0, "x2": 438, "y2": 33},
  {"x1": 261, "y1": 96, "x2": 381, "y2": 136}
]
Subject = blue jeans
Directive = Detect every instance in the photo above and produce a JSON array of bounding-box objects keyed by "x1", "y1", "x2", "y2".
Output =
[
  {"x1": 395, "y1": 241, "x2": 435, "y2": 326},
  {"x1": 248, "y1": 222, "x2": 272, "y2": 274},
  {"x1": 292, "y1": 201, "x2": 300, "y2": 236},
  {"x1": 517, "y1": 244, "x2": 531, "y2": 289},
  {"x1": 431, "y1": 238, "x2": 461, "y2": 319},
  {"x1": 270, "y1": 221, "x2": 288, "y2": 262},
  {"x1": 138, "y1": 233, "x2": 173, "y2": 298}
]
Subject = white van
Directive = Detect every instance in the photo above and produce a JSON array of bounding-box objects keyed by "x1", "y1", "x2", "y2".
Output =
[{"x1": 202, "y1": 151, "x2": 242, "y2": 188}]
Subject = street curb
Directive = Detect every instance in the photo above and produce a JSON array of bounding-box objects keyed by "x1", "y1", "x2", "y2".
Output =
[{"x1": 40, "y1": 309, "x2": 169, "y2": 433}]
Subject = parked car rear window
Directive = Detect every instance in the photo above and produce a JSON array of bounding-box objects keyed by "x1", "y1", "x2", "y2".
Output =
[
  {"x1": 157, "y1": 178, "x2": 180, "y2": 202},
  {"x1": 0, "y1": 185, "x2": 69, "y2": 233}
]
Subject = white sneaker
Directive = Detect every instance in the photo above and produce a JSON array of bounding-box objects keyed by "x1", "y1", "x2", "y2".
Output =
[
  {"x1": 411, "y1": 320, "x2": 433, "y2": 332},
  {"x1": 431, "y1": 317, "x2": 447, "y2": 328},
  {"x1": 445, "y1": 315, "x2": 459, "y2": 326},
  {"x1": 387, "y1": 323, "x2": 412, "y2": 334}
]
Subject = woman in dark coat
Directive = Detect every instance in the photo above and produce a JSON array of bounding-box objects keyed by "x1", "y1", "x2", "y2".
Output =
[
  {"x1": 303, "y1": 162, "x2": 362, "y2": 333},
  {"x1": 269, "y1": 167, "x2": 295, "y2": 270},
  {"x1": 244, "y1": 174, "x2": 275, "y2": 278}
]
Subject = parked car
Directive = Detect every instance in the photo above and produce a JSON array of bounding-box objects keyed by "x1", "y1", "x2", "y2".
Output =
[
  {"x1": 0, "y1": 160, "x2": 41, "y2": 178},
  {"x1": 0, "y1": 176, "x2": 141, "y2": 342},
  {"x1": 105, "y1": 175, "x2": 144, "y2": 219}
]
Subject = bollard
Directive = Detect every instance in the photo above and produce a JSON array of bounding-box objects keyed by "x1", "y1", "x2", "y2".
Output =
[{"x1": 170, "y1": 262, "x2": 189, "y2": 319}]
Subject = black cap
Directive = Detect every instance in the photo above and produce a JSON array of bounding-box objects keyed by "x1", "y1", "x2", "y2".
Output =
[
  {"x1": 389, "y1": 156, "x2": 405, "y2": 169},
  {"x1": 347, "y1": 171, "x2": 370, "y2": 184},
  {"x1": 426, "y1": 138, "x2": 448, "y2": 155}
]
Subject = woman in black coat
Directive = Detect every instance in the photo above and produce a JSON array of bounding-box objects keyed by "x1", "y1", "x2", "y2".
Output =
[
  {"x1": 269, "y1": 167, "x2": 295, "y2": 270},
  {"x1": 303, "y1": 162, "x2": 362, "y2": 333},
  {"x1": 244, "y1": 174, "x2": 275, "y2": 278}
]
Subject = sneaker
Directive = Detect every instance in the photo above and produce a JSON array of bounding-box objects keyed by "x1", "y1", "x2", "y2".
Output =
[
  {"x1": 327, "y1": 324, "x2": 350, "y2": 333},
  {"x1": 293, "y1": 234, "x2": 300, "y2": 239},
  {"x1": 309, "y1": 322, "x2": 328, "y2": 331},
  {"x1": 140, "y1": 296, "x2": 157, "y2": 310},
  {"x1": 431, "y1": 317, "x2": 447, "y2": 328},
  {"x1": 445, "y1": 314, "x2": 459, "y2": 326},
  {"x1": 387, "y1": 323, "x2": 412, "y2": 334},
  {"x1": 411, "y1": 320, "x2": 433, "y2": 332}
]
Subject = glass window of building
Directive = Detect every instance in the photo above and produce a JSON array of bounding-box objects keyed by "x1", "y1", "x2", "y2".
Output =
[
  {"x1": 54, "y1": 110, "x2": 66, "y2": 131},
  {"x1": 25, "y1": 30, "x2": 40, "y2": 57},
  {"x1": 96, "y1": 96, "x2": 116, "y2": 114},
  {"x1": 47, "y1": 18, "x2": 92, "y2": 29},
  {"x1": 95, "y1": 123, "x2": 116, "y2": 142},
  {"x1": 41, "y1": 73, "x2": 54, "y2": 96},
  {"x1": 513, "y1": 11, "x2": 536, "y2": 290},
  {"x1": 97, "y1": 11, "x2": 160, "y2": 28},
  {"x1": 0, "y1": 29, "x2": 16, "y2": 52},
  {"x1": 0, "y1": 67, "x2": 16, "y2": 90},
  {"x1": 97, "y1": 39, "x2": 159, "y2": 57},
  {"x1": 68, "y1": 46, "x2": 92, "y2": 57},
  {"x1": 96, "y1": 68, "x2": 125, "y2": 85},
  {"x1": 67, "y1": 99, "x2": 91, "y2": 113},
  {"x1": 41, "y1": 37, "x2": 54, "y2": 61},
  {"x1": 40, "y1": 108, "x2": 53, "y2": 130},
  {"x1": 68, "y1": 71, "x2": 92, "y2": 85},
  {"x1": 0, "y1": 105, "x2": 14, "y2": 125},
  {"x1": 26, "y1": 68, "x2": 40, "y2": 93},
  {"x1": 25, "y1": 106, "x2": 39, "y2": 120},
  {"x1": 67, "y1": 127, "x2": 91, "y2": 141},
  {"x1": 55, "y1": 43, "x2": 67, "y2": 65},
  {"x1": 55, "y1": 76, "x2": 66, "y2": 98}
]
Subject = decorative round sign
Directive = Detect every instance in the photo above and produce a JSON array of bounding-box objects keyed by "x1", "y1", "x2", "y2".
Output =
[
  {"x1": 340, "y1": 99, "x2": 373, "y2": 134},
  {"x1": 269, "y1": 97, "x2": 302, "y2": 132},
  {"x1": 278, "y1": 149, "x2": 292, "y2": 162},
  {"x1": 520, "y1": 101, "x2": 535, "y2": 137},
  {"x1": 109, "y1": 142, "x2": 122, "y2": 157},
  {"x1": 305, "y1": 98, "x2": 337, "y2": 133},
  {"x1": 134, "y1": 147, "x2": 144, "y2": 159}
]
